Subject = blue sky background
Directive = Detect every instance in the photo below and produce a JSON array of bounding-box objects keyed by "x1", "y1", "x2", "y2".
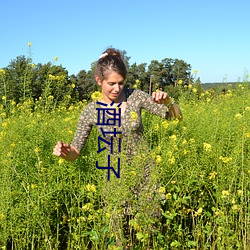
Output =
[{"x1": 1, "y1": 0, "x2": 249, "y2": 83}]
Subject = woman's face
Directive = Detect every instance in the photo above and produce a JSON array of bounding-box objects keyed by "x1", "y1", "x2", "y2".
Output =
[{"x1": 96, "y1": 71, "x2": 125, "y2": 103}]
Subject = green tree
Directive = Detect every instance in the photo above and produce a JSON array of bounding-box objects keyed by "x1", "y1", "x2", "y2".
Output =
[
  {"x1": 148, "y1": 58, "x2": 193, "y2": 91},
  {"x1": 77, "y1": 68, "x2": 98, "y2": 101},
  {"x1": 32, "y1": 62, "x2": 69, "y2": 103},
  {"x1": 127, "y1": 63, "x2": 148, "y2": 90},
  {"x1": 171, "y1": 59, "x2": 192, "y2": 86},
  {"x1": 4, "y1": 55, "x2": 33, "y2": 102}
]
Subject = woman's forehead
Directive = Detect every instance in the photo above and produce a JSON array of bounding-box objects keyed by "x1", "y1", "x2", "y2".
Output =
[{"x1": 105, "y1": 71, "x2": 124, "y2": 81}]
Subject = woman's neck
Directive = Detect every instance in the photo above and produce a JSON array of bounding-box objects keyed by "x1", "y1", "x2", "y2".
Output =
[{"x1": 103, "y1": 89, "x2": 126, "y2": 104}]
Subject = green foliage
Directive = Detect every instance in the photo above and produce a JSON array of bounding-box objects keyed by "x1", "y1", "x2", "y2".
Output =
[
  {"x1": 0, "y1": 83, "x2": 250, "y2": 249},
  {"x1": 0, "y1": 48, "x2": 195, "y2": 106}
]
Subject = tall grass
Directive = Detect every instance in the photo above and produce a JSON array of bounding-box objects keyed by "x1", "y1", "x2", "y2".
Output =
[{"x1": 0, "y1": 83, "x2": 249, "y2": 249}]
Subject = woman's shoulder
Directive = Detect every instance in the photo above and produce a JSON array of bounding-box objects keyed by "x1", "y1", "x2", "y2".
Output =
[
  {"x1": 79, "y1": 101, "x2": 97, "y2": 116},
  {"x1": 125, "y1": 88, "x2": 149, "y2": 100},
  {"x1": 83, "y1": 100, "x2": 96, "y2": 109}
]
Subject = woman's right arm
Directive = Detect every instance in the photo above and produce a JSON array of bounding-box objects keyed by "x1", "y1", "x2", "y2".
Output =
[
  {"x1": 53, "y1": 141, "x2": 80, "y2": 161},
  {"x1": 53, "y1": 102, "x2": 95, "y2": 161}
]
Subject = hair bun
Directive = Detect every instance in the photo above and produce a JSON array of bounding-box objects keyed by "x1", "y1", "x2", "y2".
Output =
[{"x1": 99, "y1": 52, "x2": 108, "y2": 59}]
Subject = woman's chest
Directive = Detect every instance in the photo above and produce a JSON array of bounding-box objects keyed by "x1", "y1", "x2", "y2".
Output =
[{"x1": 94, "y1": 100, "x2": 142, "y2": 136}]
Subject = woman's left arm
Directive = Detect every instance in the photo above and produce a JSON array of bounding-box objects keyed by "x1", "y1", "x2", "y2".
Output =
[{"x1": 152, "y1": 91, "x2": 182, "y2": 120}]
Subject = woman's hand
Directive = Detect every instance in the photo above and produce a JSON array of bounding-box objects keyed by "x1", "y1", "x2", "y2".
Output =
[
  {"x1": 152, "y1": 91, "x2": 183, "y2": 120},
  {"x1": 53, "y1": 141, "x2": 71, "y2": 158},
  {"x1": 152, "y1": 91, "x2": 171, "y2": 105},
  {"x1": 53, "y1": 141, "x2": 80, "y2": 161}
]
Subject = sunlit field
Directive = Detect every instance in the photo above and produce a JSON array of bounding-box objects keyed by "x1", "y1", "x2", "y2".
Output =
[{"x1": 0, "y1": 82, "x2": 249, "y2": 249}]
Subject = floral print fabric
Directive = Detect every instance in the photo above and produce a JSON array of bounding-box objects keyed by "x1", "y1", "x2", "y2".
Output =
[{"x1": 71, "y1": 88, "x2": 169, "y2": 155}]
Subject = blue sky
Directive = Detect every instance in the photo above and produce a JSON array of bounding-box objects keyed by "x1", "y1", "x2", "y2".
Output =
[{"x1": 1, "y1": 0, "x2": 249, "y2": 83}]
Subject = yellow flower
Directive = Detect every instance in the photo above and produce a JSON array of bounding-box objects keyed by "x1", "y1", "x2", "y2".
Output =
[
  {"x1": 48, "y1": 95, "x2": 54, "y2": 100},
  {"x1": 245, "y1": 106, "x2": 250, "y2": 112},
  {"x1": 222, "y1": 190, "x2": 230, "y2": 197},
  {"x1": 168, "y1": 156, "x2": 175, "y2": 165},
  {"x1": 2, "y1": 96, "x2": 6, "y2": 100},
  {"x1": 245, "y1": 132, "x2": 250, "y2": 138},
  {"x1": 219, "y1": 156, "x2": 232, "y2": 164},
  {"x1": 203, "y1": 142, "x2": 212, "y2": 152},
  {"x1": 135, "y1": 79, "x2": 140, "y2": 83},
  {"x1": 170, "y1": 118, "x2": 179, "y2": 126},
  {"x1": 105, "y1": 212, "x2": 111, "y2": 218},
  {"x1": 189, "y1": 138, "x2": 195, "y2": 144},
  {"x1": 182, "y1": 139, "x2": 187, "y2": 145},
  {"x1": 237, "y1": 189, "x2": 243, "y2": 196},
  {"x1": 91, "y1": 91, "x2": 103, "y2": 101},
  {"x1": 208, "y1": 171, "x2": 217, "y2": 180},
  {"x1": 87, "y1": 215, "x2": 94, "y2": 221},
  {"x1": 2, "y1": 121, "x2": 8, "y2": 128},
  {"x1": 0, "y1": 69, "x2": 6, "y2": 75},
  {"x1": 86, "y1": 184, "x2": 96, "y2": 193},
  {"x1": 232, "y1": 204, "x2": 239, "y2": 211},
  {"x1": 188, "y1": 84, "x2": 193, "y2": 89},
  {"x1": 155, "y1": 155, "x2": 162, "y2": 164},
  {"x1": 193, "y1": 69, "x2": 198, "y2": 74},
  {"x1": 28, "y1": 42, "x2": 32, "y2": 47},
  {"x1": 154, "y1": 123, "x2": 159, "y2": 131},
  {"x1": 130, "y1": 171, "x2": 136, "y2": 176},
  {"x1": 234, "y1": 113, "x2": 242, "y2": 120},
  {"x1": 169, "y1": 134, "x2": 177, "y2": 141},
  {"x1": 178, "y1": 79, "x2": 183, "y2": 85},
  {"x1": 195, "y1": 207, "x2": 203, "y2": 216},
  {"x1": 54, "y1": 56, "x2": 58, "y2": 62},
  {"x1": 58, "y1": 158, "x2": 64, "y2": 165},
  {"x1": 192, "y1": 88, "x2": 197, "y2": 93},
  {"x1": 214, "y1": 209, "x2": 223, "y2": 216},
  {"x1": 34, "y1": 147, "x2": 41, "y2": 153},
  {"x1": 161, "y1": 120, "x2": 168, "y2": 128},
  {"x1": 133, "y1": 84, "x2": 138, "y2": 89},
  {"x1": 165, "y1": 193, "x2": 172, "y2": 199},
  {"x1": 130, "y1": 111, "x2": 138, "y2": 121},
  {"x1": 48, "y1": 74, "x2": 55, "y2": 80},
  {"x1": 0, "y1": 213, "x2": 5, "y2": 221},
  {"x1": 71, "y1": 83, "x2": 75, "y2": 89},
  {"x1": 81, "y1": 203, "x2": 93, "y2": 212},
  {"x1": 159, "y1": 186, "x2": 166, "y2": 194}
]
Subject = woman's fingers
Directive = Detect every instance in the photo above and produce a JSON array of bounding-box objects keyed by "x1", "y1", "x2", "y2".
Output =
[
  {"x1": 152, "y1": 91, "x2": 170, "y2": 104},
  {"x1": 53, "y1": 141, "x2": 70, "y2": 157}
]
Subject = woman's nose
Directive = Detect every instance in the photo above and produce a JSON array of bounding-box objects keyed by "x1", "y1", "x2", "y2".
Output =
[{"x1": 114, "y1": 84, "x2": 120, "y2": 92}]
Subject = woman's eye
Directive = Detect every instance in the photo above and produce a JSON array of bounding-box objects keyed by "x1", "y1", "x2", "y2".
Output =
[{"x1": 108, "y1": 82, "x2": 123, "y2": 86}]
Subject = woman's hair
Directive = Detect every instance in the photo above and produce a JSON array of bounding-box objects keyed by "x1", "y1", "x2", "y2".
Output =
[{"x1": 95, "y1": 48, "x2": 127, "y2": 81}]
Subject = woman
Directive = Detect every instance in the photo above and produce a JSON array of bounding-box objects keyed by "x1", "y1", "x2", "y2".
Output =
[
  {"x1": 53, "y1": 48, "x2": 182, "y2": 160},
  {"x1": 53, "y1": 47, "x2": 182, "y2": 246}
]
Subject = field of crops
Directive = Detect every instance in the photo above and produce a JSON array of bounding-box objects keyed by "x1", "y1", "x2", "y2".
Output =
[{"x1": 0, "y1": 83, "x2": 249, "y2": 249}]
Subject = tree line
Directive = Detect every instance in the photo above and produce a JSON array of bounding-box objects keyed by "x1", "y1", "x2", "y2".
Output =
[{"x1": 0, "y1": 51, "x2": 200, "y2": 106}]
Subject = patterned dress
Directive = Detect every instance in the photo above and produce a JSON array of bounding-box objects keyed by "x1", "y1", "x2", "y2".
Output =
[
  {"x1": 72, "y1": 88, "x2": 171, "y2": 242},
  {"x1": 71, "y1": 88, "x2": 169, "y2": 155}
]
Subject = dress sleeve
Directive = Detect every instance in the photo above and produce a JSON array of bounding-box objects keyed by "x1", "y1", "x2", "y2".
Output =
[
  {"x1": 71, "y1": 102, "x2": 95, "y2": 152},
  {"x1": 136, "y1": 90, "x2": 170, "y2": 119}
]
